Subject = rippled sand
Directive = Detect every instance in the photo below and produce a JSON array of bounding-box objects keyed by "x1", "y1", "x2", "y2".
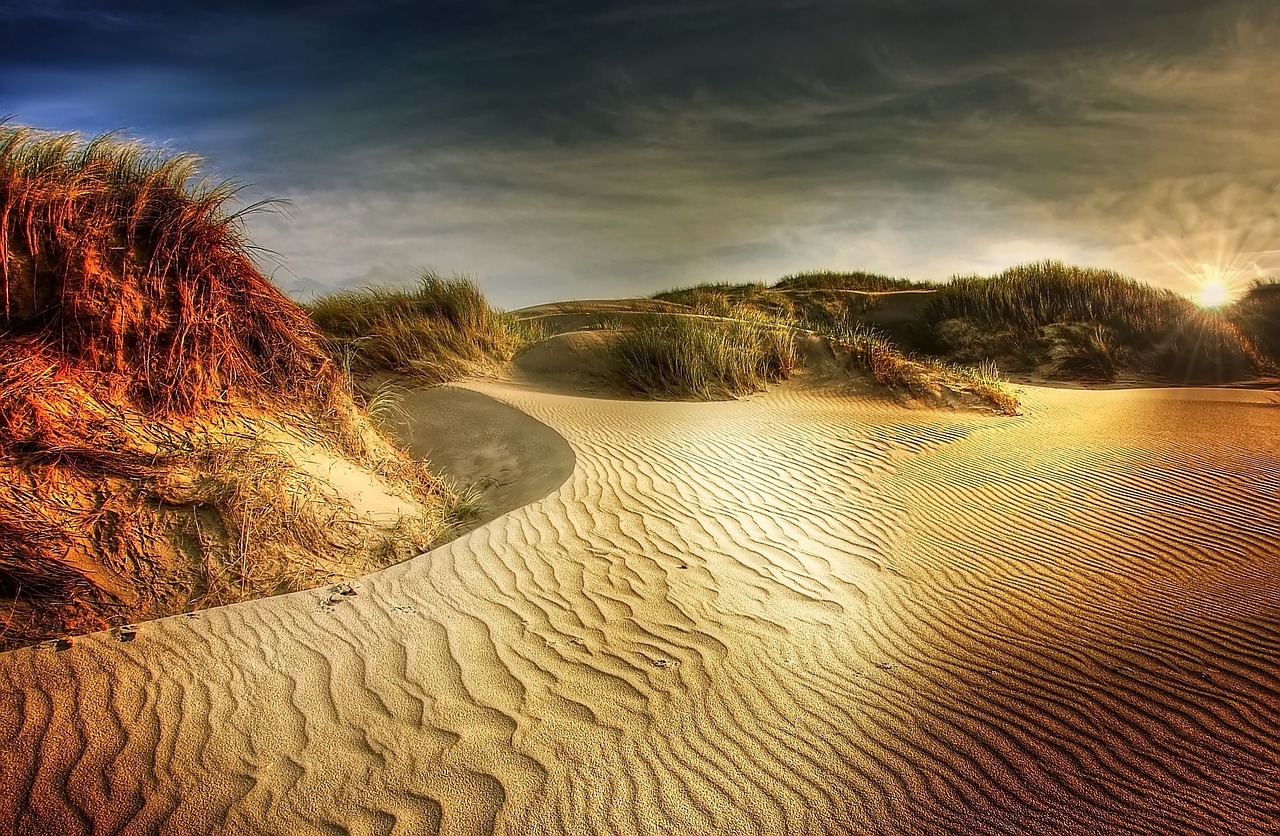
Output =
[{"x1": 1, "y1": 378, "x2": 1277, "y2": 835}]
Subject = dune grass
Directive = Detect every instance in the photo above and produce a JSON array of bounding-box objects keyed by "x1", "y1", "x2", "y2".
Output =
[
  {"x1": 926, "y1": 262, "x2": 1189, "y2": 330},
  {"x1": 307, "y1": 273, "x2": 538, "y2": 383},
  {"x1": 0, "y1": 126, "x2": 468, "y2": 648},
  {"x1": 0, "y1": 125, "x2": 338, "y2": 412},
  {"x1": 610, "y1": 309, "x2": 799, "y2": 399},
  {"x1": 821, "y1": 320, "x2": 1021, "y2": 415},
  {"x1": 1043, "y1": 324, "x2": 1127, "y2": 382},
  {"x1": 1229, "y1": 279, "x2": 1280, "y2": 368},
  {"x1": 647, "y1": 268, "x2": 1020, "y2": 412},
  {"x1": 922, "y1": 261, "x2": 1263, "y2": 382},
  {"x1": 772, "y1": 269, "x2": 929, "y2": 292}
]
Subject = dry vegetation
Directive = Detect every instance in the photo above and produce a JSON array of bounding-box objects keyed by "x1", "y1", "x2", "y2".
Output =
[
  {"x1": 307, "y1": 274, "x2": 538, "y2": 384},
  {"x1": 1231, "y1": 279, "x2": 1280, "y2": 363},
  {"x1": 609, "y1": 309, "x2": 799, "y2": 399},
  {"x1": 0, "y1": 126, "x2": 467, "y2": 649},
  {"x1": 822, "y1": 321, "x2": 1021, "y2": 415},
  {"x1": 650, "y1": 263, "x2": 1275, "y2": 397},
  {"x1": 919, "y1": 261, "x2": 1272, "y2": 383},
  {"x1": 645, "y1": 279, "x2": 1022, "y2": 413}
]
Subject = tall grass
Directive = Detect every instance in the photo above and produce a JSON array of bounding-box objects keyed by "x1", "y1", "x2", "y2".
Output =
[
  {"x1": 610, "y1": 310, "x2": 798, "y2": 399},
  {"x1": 1044, "y1": 324, "x2": 1127, "y2": 382},
  {"x1": 923, "y1": 261, "x2": 1262, "y2": 382},
  {"x1": 0, "y1": 126, "x2": 468, "y2": 648},
  {"x1": 822, "y1": 320, "x2": 1020, "y2": 415},
  {"x1": 1229, "y1": 279, "x2": 1280, "y2": 367},
  {"x1": 927, "y1": 262, "x2": 1190, "y2": 330},
  {"x1": 307, "y1": 273, "x2": 537, "y2": 382},
  {"x1": 0, "y1": 124, "x2": 339, "y2": 413}
]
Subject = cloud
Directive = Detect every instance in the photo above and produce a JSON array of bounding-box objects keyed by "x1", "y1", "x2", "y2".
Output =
[{"x1": 6, "y1": 1, "x2": 1280, "y2": 305}]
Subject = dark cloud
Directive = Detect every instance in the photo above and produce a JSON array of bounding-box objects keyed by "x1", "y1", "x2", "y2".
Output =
[{"x1": 4, "y1": 1, "x2": 1278, "y2": 305}]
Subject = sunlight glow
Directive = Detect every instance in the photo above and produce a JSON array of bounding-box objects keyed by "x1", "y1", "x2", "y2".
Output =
[{"x1": 1193, "y1": 277, "x2": 1232, "y2": 308}]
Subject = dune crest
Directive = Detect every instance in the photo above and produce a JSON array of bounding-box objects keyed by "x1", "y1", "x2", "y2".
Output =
[{"x1": 1, "y1": 380, "x2": 1277, "y2": 835}]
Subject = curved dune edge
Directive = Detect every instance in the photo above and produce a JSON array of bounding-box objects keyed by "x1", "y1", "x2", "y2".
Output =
[
  {"x1": 1, "y1": 381, "x2": 1278, "y2": 835},
  {"x1": 388, "y1": 384, "x2": 578, "y2": 530}
]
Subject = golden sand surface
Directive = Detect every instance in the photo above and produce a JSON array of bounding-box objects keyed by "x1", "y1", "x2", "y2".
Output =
[{"x1": 1, "y1": 376, "x2": 1276, "y2": 835}]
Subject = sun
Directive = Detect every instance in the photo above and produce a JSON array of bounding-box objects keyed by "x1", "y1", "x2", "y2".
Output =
[{"x1": 1193, "y1": 277, "x2": 1232, "y2": 308}]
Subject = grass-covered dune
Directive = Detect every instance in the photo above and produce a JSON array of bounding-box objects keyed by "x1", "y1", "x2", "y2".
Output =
[
  {"x1": 1231, "y1": 279, "x2": 1280, "y2": 363},
  {"x1": 0, "y1": 127, "x2": 467, "y2": 649},
  {"x1": 653, "y1": 270, "x2": 928, "y2": 327},
  {"x1": 919, "y1": 261, "x2": 1271, "y2": 383},
  {"x1": 654, "y1": 262, "x2": 1276, "y2": 386}
]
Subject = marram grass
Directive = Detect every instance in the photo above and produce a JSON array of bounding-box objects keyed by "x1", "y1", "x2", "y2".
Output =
[
  {"x1": 610, "y1": 309, "x2": 799, "y2": 400},
  {"x1": 648, "y1": 281, "x2": 1021, "y2": 413},
  {"x1": 822, "y1": 320, "x2": 1021, "y2": 415},
  {"x1": 307, "y1": 273, "x2": 540, "y2": 383},
  {"x1": 925, "y1": 261, "x2": 1266, "y2": 382},
  {"x1": 0, "y1": 126, "x2": 468, "y2": 648}
]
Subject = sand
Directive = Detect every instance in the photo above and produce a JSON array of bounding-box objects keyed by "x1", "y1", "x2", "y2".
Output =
[
  {"x1": 390, "y1": 385, "x2": 576, "y2": 528},
  {"x1": 1, "y1": 373, "x2": 1277, "y2": 835}
]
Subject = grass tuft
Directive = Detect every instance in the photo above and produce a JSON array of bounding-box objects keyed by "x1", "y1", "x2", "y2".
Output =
[
  {"x1": 1044, "y1": 324, "x2": 1126, "y2": 382},
  {"x1": 307, "y1": 273, "x2": 538, "y2": 382},
  {"x1": 823, "y1": 320, "x2": 1020, "y2": 415},
  {"x1": 610, "y1": 309, "x2": 798, "y2": 399}
]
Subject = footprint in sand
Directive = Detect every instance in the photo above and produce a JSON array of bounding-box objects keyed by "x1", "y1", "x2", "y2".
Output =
[
  {"x1": 322, "y1": 583, "x2": 359, "y2": 609},
  {"x1": 111, "y1": 625, "x2": 138, "y2": 643}
]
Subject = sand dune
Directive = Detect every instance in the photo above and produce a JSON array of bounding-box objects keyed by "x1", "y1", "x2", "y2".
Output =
[
  {"x1": 1, "y1": 376, "x2": 1277, "y2": 835},
  {"x1": 390, "y1": 386, "x2": 577, "y2": 529}
]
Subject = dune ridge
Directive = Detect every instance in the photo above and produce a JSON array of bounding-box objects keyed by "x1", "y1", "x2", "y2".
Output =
[{"x1": 1, "y1": 380, "x2": 1277, "y2": 835}]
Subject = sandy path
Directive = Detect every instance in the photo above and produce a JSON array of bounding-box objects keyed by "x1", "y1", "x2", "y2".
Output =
[{"x1": 1, "y1": 381, "x2": 1277, "y2": 835}]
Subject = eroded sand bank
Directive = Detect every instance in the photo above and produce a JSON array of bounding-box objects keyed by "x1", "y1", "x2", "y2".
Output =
[{"x1": 1, "y1": 381, "x2": 1276, "y2": 835}]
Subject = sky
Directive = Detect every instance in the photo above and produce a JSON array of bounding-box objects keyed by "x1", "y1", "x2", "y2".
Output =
[{"x1": 3, "y1": 0, "x2": 1278, "y2": 308}]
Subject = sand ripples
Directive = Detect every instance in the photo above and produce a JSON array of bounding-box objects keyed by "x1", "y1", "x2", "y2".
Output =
[{"x1": 2, "y1": 382, "x2": 1277, "y2": 835}]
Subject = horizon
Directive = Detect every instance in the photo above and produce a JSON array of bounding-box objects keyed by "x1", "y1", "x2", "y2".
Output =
[{"x1": 4, "y1": 1, "x2": 1278, "y2": 308}]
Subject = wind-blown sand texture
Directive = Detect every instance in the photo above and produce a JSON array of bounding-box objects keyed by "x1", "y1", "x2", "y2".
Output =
[{"x1": 1, "y1": 375, "x2": 1277, "y2": 836}]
